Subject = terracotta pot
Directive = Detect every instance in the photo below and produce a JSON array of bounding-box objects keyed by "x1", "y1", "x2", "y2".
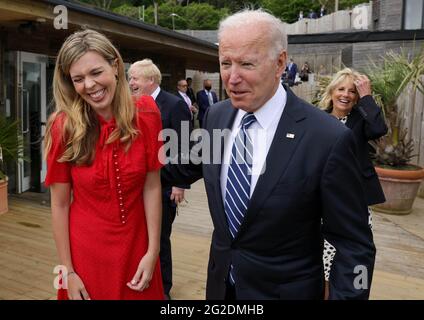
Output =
[
  {"x1": 374, "y1": 166, "x2": 424, "y2": 215},
  {"x1": 0, "y1": 179, "x2": 8, "y2": 215}
]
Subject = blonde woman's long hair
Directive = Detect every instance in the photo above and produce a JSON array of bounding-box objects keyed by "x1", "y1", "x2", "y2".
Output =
[
  {"x1": 44, "y1": 29, "x2": 138, "y2": 165},
  {"x1": 318, "y1": 68, "x2": 361, "y2": 112}
]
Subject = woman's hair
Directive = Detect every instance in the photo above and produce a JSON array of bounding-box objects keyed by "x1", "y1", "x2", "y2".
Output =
[
  {"x1": 129, "y1": 59, "x2": 162, "y2": 85},
  {"x1": 318, "y1": 68, "x2": 361, "y2": 111},
  {"x1": 44, "y1": 29, "x2": 138, "y2": 165}
]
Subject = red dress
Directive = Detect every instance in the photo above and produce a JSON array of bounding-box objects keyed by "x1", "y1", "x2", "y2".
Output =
[{"x1": 45, "y1": 96, "x2": 164, "y2": 300}]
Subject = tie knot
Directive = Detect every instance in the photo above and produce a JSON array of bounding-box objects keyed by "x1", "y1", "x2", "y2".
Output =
[{"x1": 241, "y1": 112, "x2": 256, "y2": 129}]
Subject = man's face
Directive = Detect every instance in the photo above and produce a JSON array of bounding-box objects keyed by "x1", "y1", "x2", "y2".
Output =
[
  {"x1": 219, "y1": 23, "x2": 286, "y2": 112},
  {"x1": 177, "y1": 80, "x2": 188, "y2": 93},
  {"x1": 128, "y1": 67, "x2": 154, "y2": 96},
  {"x1": 204, "y1": 80, "x2": 212, "y2": 91}
]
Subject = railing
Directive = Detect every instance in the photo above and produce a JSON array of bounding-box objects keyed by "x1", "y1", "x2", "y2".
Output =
[{"x1": 284, "y1": 3, "x2": 372, "y2": 35}]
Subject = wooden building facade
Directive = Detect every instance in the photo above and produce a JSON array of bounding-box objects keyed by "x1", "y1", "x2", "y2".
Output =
[{"x1": 0, "y1": 0, "x2": 219, "y2": 194}]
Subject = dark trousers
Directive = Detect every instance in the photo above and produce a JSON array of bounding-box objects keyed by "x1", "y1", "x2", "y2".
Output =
[
  {"x1": 225, "y1": 279, "x2": 236, "y2": 300},
  {"x1": 160, "y1": 188, "x2": 177, "y2": 295}
]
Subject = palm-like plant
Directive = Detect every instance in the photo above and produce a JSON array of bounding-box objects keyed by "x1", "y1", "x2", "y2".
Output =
[
  {"x1": 367, "y1": 46, "x2": 424, "y2": 168},
  {"x1": 0, "y1": 115, "x2": 25, "y2": 180}
]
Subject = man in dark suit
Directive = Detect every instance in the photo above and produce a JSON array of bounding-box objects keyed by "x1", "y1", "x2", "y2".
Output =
[
  {"x1": 196, "y1": 79, "x2": 218, "y2": 128},
  {"x1": 286, "y1": 58, "x2": 298, "y2": 87},
  {"x1": 186, "y1": 77, "x2": 197, "y2": 105},
  {"x1": 128, "y1": 59, "x2": 192, "y2": 300},
  {"x1": 308, "y1": 9, "x2": 318, "y2": 19},
  {"x1": 162, "y1": 9, "x2": 375, "y2": 300},
  {"x1": 176, "y1": 79, "x2": 196, "y2": 127}
]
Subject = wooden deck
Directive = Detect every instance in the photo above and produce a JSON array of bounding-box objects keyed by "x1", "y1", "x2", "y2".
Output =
[{"x1": 1, "y1": 180, "x2": 424, "y2": 300}]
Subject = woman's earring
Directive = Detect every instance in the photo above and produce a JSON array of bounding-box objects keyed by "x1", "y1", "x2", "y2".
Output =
[{"x1": 115, "y1": 74, "x2": 118, "y2": 81}]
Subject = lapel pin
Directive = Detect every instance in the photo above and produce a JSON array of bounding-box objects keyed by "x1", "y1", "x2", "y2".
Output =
[{"x1": 286, "y1": 133, "x2": 295, "y2": 139}]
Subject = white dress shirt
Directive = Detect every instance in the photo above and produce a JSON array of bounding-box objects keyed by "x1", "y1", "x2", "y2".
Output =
[
  {"x1": 178, "y1": 91, "x2": 193, "y2": 118},
  {"x1": 220, "y1": 84, "x2": 287, "y2": 202},
  {"x1": 179, "y1": 90, "x2": 192, "y2": 107},
  {"x1": 206, "y1": 89, "x2": 214, "y2": 106},
  {"x1": 151, "y1": 86, "x2": 161, "y2": 100}
]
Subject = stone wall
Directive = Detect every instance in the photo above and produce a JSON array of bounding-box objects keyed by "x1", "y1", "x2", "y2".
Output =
[
  {"x1": 352, "y1": 39, "x2": 424, "y2": 71},
  {"x1": 186, "y1": 69, "x2": 224, "y2": 101},
  {"x1": 287, "y1": 43, "x2": 350, "y2": 75}
]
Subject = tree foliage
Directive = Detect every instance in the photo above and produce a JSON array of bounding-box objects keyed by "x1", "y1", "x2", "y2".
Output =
[
  {"x1": 94, "y1": 0, "x2": 370, "y2": 28},
  {"x1": 261, "y1": 0, "x2": 369, "y2": 23},
  {"x1": 113, "y1": 0, "x2": 228, "y2": 30}
]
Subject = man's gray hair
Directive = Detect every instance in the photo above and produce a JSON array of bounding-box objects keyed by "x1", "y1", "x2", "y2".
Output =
[{"x1": 218, "y1": 9, "x2": 287, "y2": 59}]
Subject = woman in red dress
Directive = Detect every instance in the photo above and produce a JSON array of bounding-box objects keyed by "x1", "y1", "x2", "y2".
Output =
[{"x1": 44, "y1": 29, "x2": 164, "y2": 300}]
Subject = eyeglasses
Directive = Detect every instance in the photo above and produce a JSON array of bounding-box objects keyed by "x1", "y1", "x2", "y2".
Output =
[{"x1": 179, "y1": 84, "x2": 188, "y2": 87}]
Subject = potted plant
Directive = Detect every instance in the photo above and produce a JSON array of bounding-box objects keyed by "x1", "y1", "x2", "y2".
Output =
[
  {"x1": 367, "y1": 46, "x2": 424, "y2": 214},
  {"x1": 0, "y1": 115, "x2": 25, "y2": 215}
]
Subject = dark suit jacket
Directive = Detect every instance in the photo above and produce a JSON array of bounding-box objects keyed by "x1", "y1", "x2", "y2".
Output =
[
  {"x1": 187, "y1": 87, "x2": 196, "y2": 104},
  {"x1": 197, "y1": 89, "x2": 218, "y2": 122},
  {"x1": 176, "y1": 92, "x2": 193, "y2": 120},
  {"x1": 329, "y1": 95, "x2": 387, "y2": 205},
  {"x1": 286, "y1": 63, "x2": 298, "y2": 81},
  {"x1": 162, "y1": 87, "x2": 375, "y2": 300},
  {"x1": 155, "y1": 89, "x2": 192, "y2": 190}
]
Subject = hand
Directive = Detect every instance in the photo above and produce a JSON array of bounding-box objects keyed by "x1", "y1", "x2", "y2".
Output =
[
  {"x1": 354, "y1": 74, "x2": 372, "y2": 98},
  {"x1": 66, "y1": 272, "x2": 91, "y2": 300},
  {"x1": 170, "y1": 187, "x2": 185, "y2": 205},
  {"x1": 127, "y1": 252, "x2": 158, "y2": 292}
]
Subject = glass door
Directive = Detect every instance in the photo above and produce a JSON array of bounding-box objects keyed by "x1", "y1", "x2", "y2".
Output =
[{"x1": 17, "y1": 52, "x2": 46, "y2": 193}]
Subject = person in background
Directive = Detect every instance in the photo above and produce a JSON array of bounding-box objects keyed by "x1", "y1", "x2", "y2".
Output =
[
  {"x1": 308, "y1": 9, "x2": 318, "y2": 19},
  {"x1": 196, "y1": 79, "x2": 218, "y2": 128},
  {"x1": 186, "y1": 77, "x2": 197, "y2": 105},
  {"x1": 286, "y1": 58, "x2": 298, "y2": 87},
  {"x1": 299, "y1": 62, "x2": 312, "y2": 82},
  {"x1": 320, "y1": 5, "x2": 327, "y2": 17},
  {"x1": 128, "y1": 59, "x2": 192, "y2": 300},
  {"x1": 44, "y1": 29, "x2": 164, "y2": 300},
  {"x1": 177, "y1": 78, "x2": 197, "y2": 126},
  {"x1": 319, "y1": 67, "x2": 387, "y2": 299}
]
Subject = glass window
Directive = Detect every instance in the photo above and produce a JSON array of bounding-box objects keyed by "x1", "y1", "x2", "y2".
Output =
[{"x1": 404, "y1": 0, "x2": 424, "y2": 29}]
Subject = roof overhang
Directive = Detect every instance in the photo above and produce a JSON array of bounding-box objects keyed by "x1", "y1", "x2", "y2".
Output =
[{"x1": 0, "y1": 0, "x2": 219, "y2": 72}]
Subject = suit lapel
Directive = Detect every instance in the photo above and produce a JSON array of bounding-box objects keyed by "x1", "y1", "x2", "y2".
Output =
[
  {"x1": 236, "y1": 88, "x2": 307, "y2": 238},
  {"x1": 155, "y1": 90, "x2": 166, "y2": 112}
]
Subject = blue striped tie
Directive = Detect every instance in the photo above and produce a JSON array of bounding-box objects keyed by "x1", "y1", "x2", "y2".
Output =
[{"x1": 224, "y1": 112, "x2": 256, "y2": 285}]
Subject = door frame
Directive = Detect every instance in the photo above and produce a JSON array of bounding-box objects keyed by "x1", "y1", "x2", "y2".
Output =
[{"x1": 16, "y1": 51, "x2": 47, "y2": 193}]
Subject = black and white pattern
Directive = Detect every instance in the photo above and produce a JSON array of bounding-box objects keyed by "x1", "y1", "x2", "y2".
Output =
[{"x1": 323, "y1": 207, "x2": 373, "y2": 281}]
